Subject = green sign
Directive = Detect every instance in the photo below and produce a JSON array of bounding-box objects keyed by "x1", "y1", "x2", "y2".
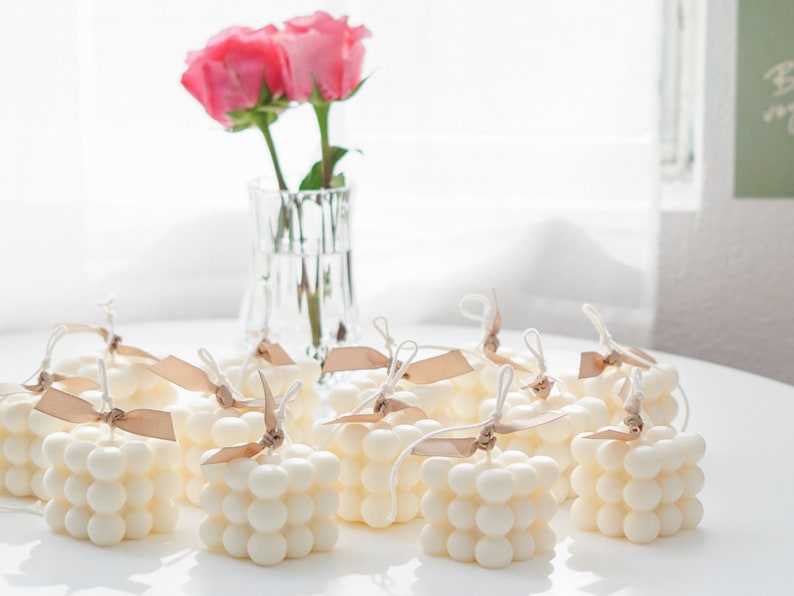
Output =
[{"x1": 735, "y1": 0, "x2": 794, "y2": 198}]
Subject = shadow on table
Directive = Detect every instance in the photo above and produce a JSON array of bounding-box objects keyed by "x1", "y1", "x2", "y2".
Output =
[
  {"x1": 3, "y1": 525, "x2": 191, "y2": 594},
  {"x1": 564, "y1": 528, "x2": 708, "y2": 595}
]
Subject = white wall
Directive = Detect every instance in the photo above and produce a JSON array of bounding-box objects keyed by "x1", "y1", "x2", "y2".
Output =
[{"x1": 655, "y1": 0, "x2": 794, "y2": 384}]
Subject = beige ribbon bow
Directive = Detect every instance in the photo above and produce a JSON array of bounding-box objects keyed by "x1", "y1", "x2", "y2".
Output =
[
  {"x1": 459, "y1": 290, "x2": 531, "y2": 372},
  {"x1": 322, "y1": 346, "x2": 472, "y2": 385},
  {"x1": 149, "y1": 350, "x2": 266, "y2": 409},
  {"x1": 255, "y1": 342, "x2": 294, "y2": 366},
  {"x1": 0, "y1": 371, "x2": 99, "y2": 397},
  {"x1": 202, "y1": 373, "x2": 301, "y2": 465},
  {"x1": 584, "y1": 368, "x2": 645, "y2": 441},
  {"x1": 410, "y1": 366, "x2": 567, "y2": 457},
  {"x1": 577, "y1": 304, "x2": 657, "y2": 379},
  {"x1": 324, "y1": 340, "x2": 429, "y2": 425},
  {"x1": 34, "y1": 358, "x2": 175, "y2": 441},
  {"x1": 64, "y1": 324, "x2": 158, "y2": 361}
]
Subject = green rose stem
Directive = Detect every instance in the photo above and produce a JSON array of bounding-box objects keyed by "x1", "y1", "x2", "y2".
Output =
[
  {"x1": 313, "y1": 102, "x2": 332, "y2": 189},
  {"x1": 256, "y1": 120, "x2": 288, "y2": 191}
]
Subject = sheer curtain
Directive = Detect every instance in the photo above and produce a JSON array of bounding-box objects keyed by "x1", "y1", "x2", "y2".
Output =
[{"x1": 0, "y1": 0, "x2": 660, "y2": 344}]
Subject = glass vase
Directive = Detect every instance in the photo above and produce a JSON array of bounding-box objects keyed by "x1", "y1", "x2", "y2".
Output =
[{"x1": 241, "y1": 179, "x2": 361, "y2": 362}]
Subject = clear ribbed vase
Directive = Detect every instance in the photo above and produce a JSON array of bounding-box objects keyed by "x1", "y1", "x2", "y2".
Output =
[{"x1": 241, "y1": 179, "x2": 360, "y2": 362}]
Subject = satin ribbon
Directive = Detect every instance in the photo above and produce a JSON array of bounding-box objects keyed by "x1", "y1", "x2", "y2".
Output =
[
  {"x1": 518, "y1": 329, "x2": 555, "y2": 399},
  {"x1": 321, "y1": 346, "x2": 472, "y2": 384},
  {"x1": 64, "y1": 324, "x2": 158, "y2": 361},
  {"x1": 34, "y1": 387, "x2": 176, "y2": 441},
  {"x1": 0, "y1": 371, "x2": 99, "y2": 397},
  {"x1": 584, "y1": 368, "x2": 645, "y2": 441},
  {"x1": 255, "y1": 342, "x2": 294, "y2": 366},
  {"x1": 578, "y1": 346, "x2": 657, "y2": 379},
  {"x1": 149, "y1": 355, "x2": 266, "y2": 409},
  {"x1": 202, "y1": 373, "x2": 301, "y2": 465}
]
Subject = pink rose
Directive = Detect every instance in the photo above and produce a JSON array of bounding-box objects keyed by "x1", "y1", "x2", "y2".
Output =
[
  {"x1": 277, "y1": 11, "x2": 370, "y2": 102},
  {"x1": 181, "y1": 25, "x2": 287, "y2": 128}
]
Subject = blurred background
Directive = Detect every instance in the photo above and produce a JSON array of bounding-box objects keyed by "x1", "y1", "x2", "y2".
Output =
[{"x1": 1, "y1": 0, "x2": 793, "y2": 383}]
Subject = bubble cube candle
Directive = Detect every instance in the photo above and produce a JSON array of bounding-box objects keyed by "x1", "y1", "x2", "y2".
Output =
[
  {"x1": 418, "y1": 450, "x2": 559, "y2": 568},
  {"x1": 198, "y1": 375, "x2": 342, "y2": 565},
  {"x1": 569, "y1": 426, "x2": 705, "y2": 543},
  {"x1": 34, "y1": 362, "x2": 180, "y2": 547},
  {"x1": 569, "y1": 369, "x2": 705, "y2": 543}
]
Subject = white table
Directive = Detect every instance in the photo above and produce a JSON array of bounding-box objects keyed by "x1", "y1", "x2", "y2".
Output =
[{"x1": 1, "y1": 320, "x2": 792, "y2": 595}]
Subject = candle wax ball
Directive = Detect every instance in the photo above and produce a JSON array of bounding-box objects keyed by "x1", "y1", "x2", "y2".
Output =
[
  {"x1": 533, "y1": 491, "x2": 559, "y2": 522},
  {"x1": 623, "y1": 511, "x2": 661, "y2": 544},
  {"x1": 63, "y1": 440, "x2": 97, "y2": 474},
  {"x1": 186, "y1": 412, "x2": 217, "y2": 444},
  {"x1": 624, "y1": 446, "x2": 663, "y2": 479},
  {"x1": 87, "y1": 480, "x2": 127, "y2": 515},
  {"x1": 71, "y1": 424, "x2": 103, "y2": 442},
  {"x1": 2, "y1": 400, "x2": 33, "y2": 433},
  {"x1": 30, "y1": 438, "x2": 47, "y2": 468},
  {"x1": 28, "y1": 408, "x2": 67, "y2": 436},
  {"x1": 222, "y1": 524, "x2": 252, "y2": 558},
  {"x1": 247, "y1": 499, "x2": 288, "y2": 533},
  {"x1": 151, "y1": 502, "x2": 179, "y2": 533},
  {"x1": 595, "y1": 474, "x2": 625, "y2": 505},
  {"x1": 578, "y1": 398, "x2": 610, "y2": 429},
  {"x1": 65, "y1": 506, "x2": 91, "y2": 539},
  {"x1": 282, "y1": 458, "x2": 315, "y2": 493},
  {"x1": 420, "y1": 458, "x2": 453, "y2": 491},
  {"x1": 645, "y1": 425, "x2": 677, "y2": 442},
  {"x1": 596, "y1": 440, "x2": 629, "y2": 473},
  {"x1": 44, "y1": 499, "x2": 69, "y2": 532},
  {"x1": 211, "y1": 417, "x2": 250, "y2": 447},
  {"x1": 475, "y1": 503, "x2": 514, "y2": 536},
  {"x1": 287, "y1": 494, "x2": 315, "y2": 526},
  {"x1": 396, "y1": 490, "x2": 420, "y2": 523},
  {"x1": 657, "y1": 504, "x2": 683, "y2": 536},
  {"x1": 659, "y1": 473, "x2": 685, "y2": 504},
  {"x1": 570, "y1": 465, "x2": 598, "y2": 498},
  {"x1": 199, "y1": 516, "x2": 226, "y2": 549},
  {"x1": 337, "y1": 424, "x2": 368, "y2": 457},
  {"x1": 623, "y1": 479, "x2": 662, "y2": 512},
  {"x1": 532, "y1": 522, "x2": 557, "y2": 553},
  {"x1": 285, "y1": 525, "x2": 314, "y2": 559},
  {"x1": 420, "y1": 523, "x2": 450, "y2": 556},
  {"x1": 596, "y1": 505, "x2": 626, "y2": 537},
  {"x1": 307, "y1": 451, "x2": 341, "y2": 486},
  {"x1": 570, "y1": 497, "x2": 599, "y2": 531},
  {"x1": 361, "y1": 495, "x2": 392, "y2": 528},
  {"x1": 328, "y1": 383, "x2": 359, "y2": 414},
  {"x1": 3, "y1": 436, "x2": 30, "y2": 465},
  {"x1": 42, "y1": 432, "x2": 75, "y2": 468},
  {"x1": 282, "y1": 444, "x2": 314, "y2": 459},
  {"x1": 361, "y1": 462, "x2": 391, "y2": 494},
  {"x1": 149, "y1": 439, "x2": 181, "y2": 468},
  {"x1": 474, "y1": 536, "x2": 513, "y2": 569},
  {"x1": 362, "y1": 429, "x2": 401, "y2": 462},
  {"x1": 653, "y1": 439, "x2": 686, "y2": 473},
  {"x1": 528, "y1": 456, "x2": 559, "y2": 490},
  {"x1": 107, "y1": 367, "x2": 138, "y2": 401},
  {"x1": 679, "y1": 497, "x2": 704, "y2": 529},
  {"x1": 152, "y1": 470, "x2": 180, "y2": 501},
  {"x1": 247, "y1": 464, "x2": 288, "y2": 500},
  {"x1": 536, "y1": 416, "x2": 573, "y2": 445},
  {"x1": 676, "y1": 432, "x2": 706, "y2": 465},
  {"x1": 248, "y1": 531, "x2": 288, "y2": 566},
  {"x1": 124, "y1": 508, "x2": 154, "y2": 540},
  {"x1": 508, "y1": 530, "x2": 536, "y2": 561},
  {"x1": 337, "y1": 490, "x2": 362, "y2": 522},
  {"x1": 510, "y1": 499, "x2": 537, "y2": 529},
  {"x1": 447, "y1": 497, "x2": 476, "y2": 530},
  {"x1": 87, "y1": 512, "x2": 127, "y2": 547},
  {"x1": 448, "y1": 463, "x2": 478, "y2": 497},
  {"x1": 120, "y1": 442, "x2": 155, "y2": 476},
  {"x1": 396, "y1": 458, "x2": 421, "y2": 489},
  {"x1": 240, "y1": 411, "x2": 266, "y2": 441},
  {"x1": 313, "y1": 486, "x2": 340, "y2": 518},
  {"x1": 199, "y1": 483, "x2": 226, "y2": 516},
  {"x1": 222, "y1": 492, "x2": 252, "y2": 526},
  {"x1": 87, "y1": 446, "x2": 126, "y2": 481},
  {"x1": 125, "y1": 476, "x2": 155, "y2": 507},
  {"x1": 224, "y1": 458, "x2": 259, "y2": 492},
  {"x1": 681, "y1": 466, "x2": 705, "y2": 496},
  {"x1": 43, "y1": 468, "x2": 69, "y2": 500},
  {"x1": 338, "y1": 458, "x2": 362, "y2": 489},
  {"x1": 447, "y1": 530, "x2": 476, "y2": 562},
  {"x1": 311, "y1": 519, "x2": 338, "y2": 552},
  {"x1": 420, "y1": 491, "x2": 448, "y2": 524},
  {"x1": 506, "y1": 463, "x2": 538, "y2": 497},
  {"x1": 476, "y1": 468, "x2": 516, "y2": 504},
  {"x1": 64, "y1": 474, "x2": 91, "y2": 507},
  {"x1": 5, "y1": 466, "x2": 32, "y2": 496}
]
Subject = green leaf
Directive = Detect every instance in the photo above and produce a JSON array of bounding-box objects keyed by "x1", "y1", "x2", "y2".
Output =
[
  {"x1": 226, "y1": 110, "x2": 254, "y2": 132},
  {"x1": 257, "y1": 73, "x2": 273, "y2": 106},
  {"x1": 299, "y1": 146, "x2": 350, "y2": 190},
  {"x1": 341, "y1": 74, "x2": 370, "y2": 102}
]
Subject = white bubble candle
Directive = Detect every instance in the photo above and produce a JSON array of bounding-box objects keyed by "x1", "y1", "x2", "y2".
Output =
[
  {"x1": 569, "y1": 369, "x2": 705, "y2": 543},
  {"x1": 198, "y1": 374, "x2": 341, "y2": 565},
  {"x1": 392, "y1": 366, "x2": 564, "y2": 568},
  {"x1": 35, "y1": 359, "x2": 180, "y2": 546}
]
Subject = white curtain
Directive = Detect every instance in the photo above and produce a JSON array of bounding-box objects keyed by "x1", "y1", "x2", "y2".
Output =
[{"x1": 0, "y1": 0, "x2": 660, "y2": 345}]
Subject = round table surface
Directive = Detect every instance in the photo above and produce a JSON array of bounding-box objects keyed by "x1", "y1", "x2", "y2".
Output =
[{"x1": 1, "y1": 319, "x2": 792, "y2": 596}]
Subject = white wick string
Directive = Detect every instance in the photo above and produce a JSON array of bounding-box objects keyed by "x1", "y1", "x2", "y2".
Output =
[
  {"x1": 387, "y1": 365, "x2": 515, "y2": 522},
  {"x1": 373, "y1": 316, "x2": 397, "y2": 360},
  {"x1": 98, "y1": 296, "x2": 117, "y2": 356},
  {"x1": 20, "y1": 324, "x2": 69, "y2": 387},
  {"x1": 319, "y1": 340, "x2": 419, "y2": 451},
  {"x1": 237, "y1": 286, "x2": 275, "y2": 390},
  {"x1": 582, "y1": 304, "x2": 690, "y2": 431},
  {"x1": 276, "y1": 380, "x2": 302, "y2": 426},
  {"x1": 459, "y1": 292, "x2": 497, "y2": 336},
  {"x1": 521, "y1": 328, "x2": 568, "y2": 394},
  {"x1": 198, "y1": 348, "x2": 242, "y2": 400},
  {"x1": 96, "y1": 357, "x2": 116, "y2": 441}
]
